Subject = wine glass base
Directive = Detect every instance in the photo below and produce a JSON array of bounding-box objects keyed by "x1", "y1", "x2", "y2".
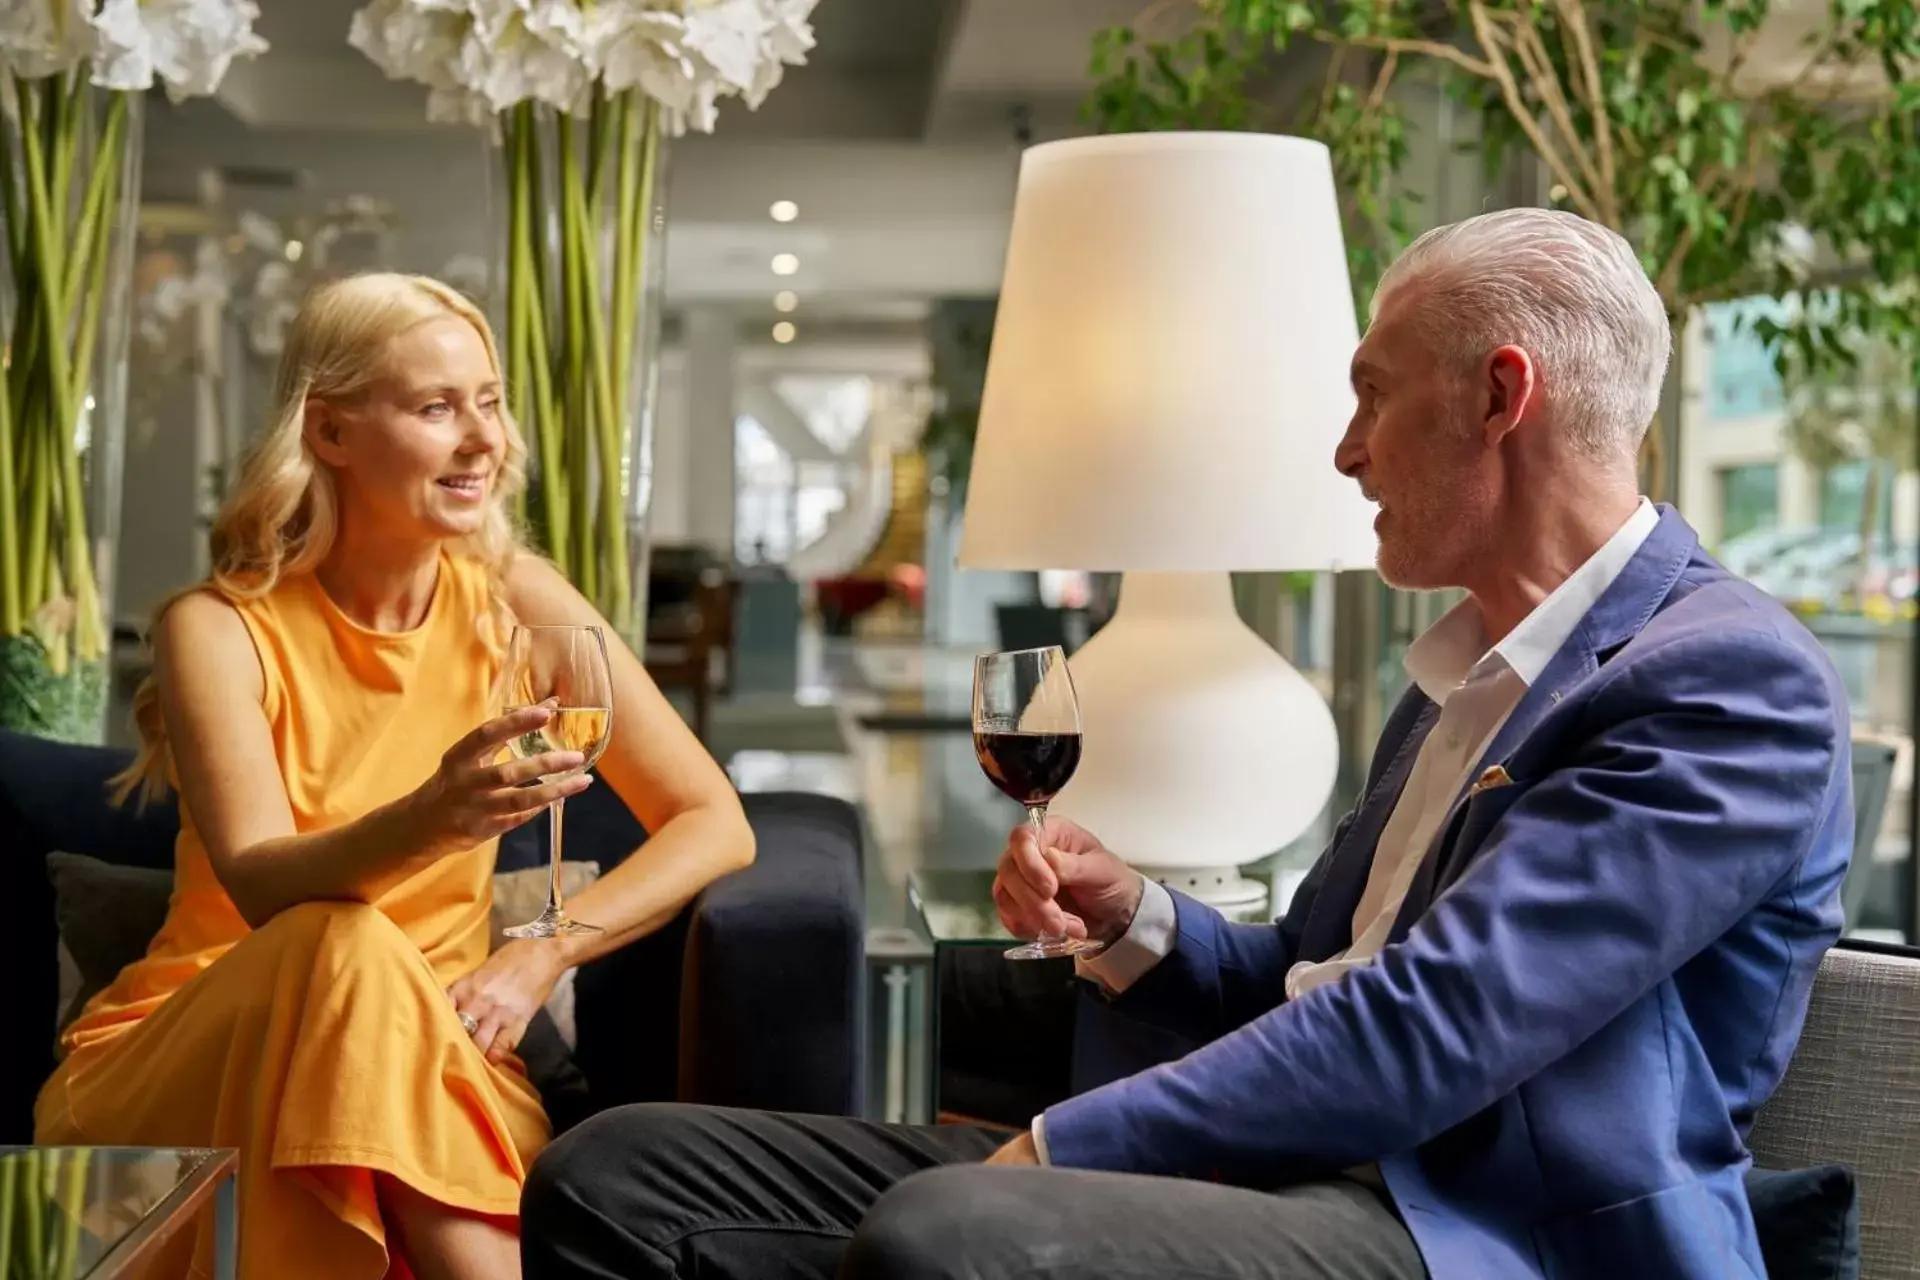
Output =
[
  {"x1": 1004, "y1": 936, "x2": 1106, "y2": 961},
  {"x1": 504, "y1": 911, "x2": 603, "y2": 940}
]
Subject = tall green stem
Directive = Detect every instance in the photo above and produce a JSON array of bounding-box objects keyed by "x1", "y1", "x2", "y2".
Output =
[
  {"x1": 21, "y1": 1149, "x2": 45, "y2": 1277},
  {"x1": 19, "y1": 389, "x2": 50, "y2": 616},
  {"x1": 567, "y1": 138, "x2": 623, "y2": 629},
  {"x1": 17, "y1": 77, "x2": 79, "y2": 659},
  {"x1": 0, "y1": 96, "x2": 25, "y2": 287},
  {"x1": 62, "y1": 92, "x2": 125, "y2": 315},
  {"x1": 0, "y1": 1152, "x2": 17, "y2": 1276},
  {"x1": 557, "y1": 117, "x2": 598, "y2": 602},
  {"x1": 503, "y1": 112, "x2": 529, "y2": 529},
  {"x1": 0, "y1": 359, "x2": 17, "y2": 635},
  {"x1": 610, "y1": 98, "x2": 636, "y2": 428},
  {"x1": 49, "y1": 71, "x2": 83, "y2": 227},
  {"x1": 585, "y1": 91, "x2": 609, "y2": 209},
  {"x1": 508, "y1": 105, "x2": 568, "y2": 572},
  {"x1": 54, "y1": 1148, "x2": 89, "y2": 1278},
  {"x1": 524, "y1": 269, "x2": 566, "y2": 573},
  {"x1": 60, "y1": 101, "x2": 125, "y2": 664}
]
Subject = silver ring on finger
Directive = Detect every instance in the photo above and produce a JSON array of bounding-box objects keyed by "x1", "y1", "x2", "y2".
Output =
[{"x1": 459, "y1": 1012, "x2": 479, "y2": 1037}]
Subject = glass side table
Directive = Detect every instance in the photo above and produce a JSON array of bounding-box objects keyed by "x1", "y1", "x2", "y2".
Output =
[{"x1": 0, "y1": 1147, "x2": 237, "y2": 1279}]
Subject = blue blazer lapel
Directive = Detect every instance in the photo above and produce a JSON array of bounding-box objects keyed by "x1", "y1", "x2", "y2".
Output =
[
  {"x1": 1293, "y1": 694, "x2": 1437, "y2": 963},
  {"x1": 1388, "y1": 506, "x2": 1701, "y2": 931}
]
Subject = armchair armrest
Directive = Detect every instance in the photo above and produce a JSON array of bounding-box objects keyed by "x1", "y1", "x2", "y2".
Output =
[
  {"x1": 679, "y1": 791, "x2": 865, "y2": 1116},
  {"x1": 568, "y1": 789, "x2": 866, "y2": 1120}
]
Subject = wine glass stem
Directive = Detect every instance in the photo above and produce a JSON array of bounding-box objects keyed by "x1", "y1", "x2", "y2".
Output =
[
  {"x1": 1028, "y1": 803, "x2": 1063, "y2": 946},
  {"x1": 546, "y1": 793, "x2": 567, "y2": 920}
]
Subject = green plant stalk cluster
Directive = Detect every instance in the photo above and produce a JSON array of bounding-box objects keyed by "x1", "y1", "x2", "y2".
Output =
[
  {"x1": 1085, "y1": 0, "x2": 1920, "y2": 388},
  {"x1": 0, "y1": 71, "x2": 131, "y2": 672},
  {"x1": 0, "y1": 1147, "x2": 91, "y2": 1279},
  {"x1": 502, "y1": 91, "x2": 663, "y2": 642}
]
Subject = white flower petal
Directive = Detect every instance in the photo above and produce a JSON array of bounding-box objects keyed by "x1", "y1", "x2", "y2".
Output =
[
  {"x1": 133, "y1": 0, "x2": 270, "y2": 101},
  {"x1": 347, "y1": 0, "x2": 815, "y2": 130},
  {"x1": 1, "y1": 0, "x2": 96, "y2": 81},
  {"x1": 523, "y1": 0, "x2": 588, "y2": 50},
  {"x1": 597, "y1": 10, "x2": 700, "y2": 107},
  {"x1": 87, "y1": 0, "x2": 153, "y2": 91},
  {"x1": 681, "y1": 0, "x2": 766, "y2": 93},
  {"x1": 666, "y1": 80, "x2": 722, "y2": 136},
  {"x1": 350, "y1": 0, "x2": 471, "y2": 93},
  {"x1": 88, "y1": 0, "x2": 269, "y2": 99}
]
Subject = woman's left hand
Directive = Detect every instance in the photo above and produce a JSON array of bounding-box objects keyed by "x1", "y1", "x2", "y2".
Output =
[{"x1": 448, "y1": 939, "x2": 567, "y2": 1065}]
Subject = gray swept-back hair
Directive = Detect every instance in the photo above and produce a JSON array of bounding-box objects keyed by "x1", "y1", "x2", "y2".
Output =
[{"x1": 1372, "y1": 207, "x2": 1671, "y2": 460}]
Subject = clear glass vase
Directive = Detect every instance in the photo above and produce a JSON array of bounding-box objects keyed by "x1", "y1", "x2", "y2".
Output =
[
  {"x1": 492, "y1": 93, "x2": 671, "y2": 650},
  {"x1": 0, "y1": 71, "x2": 142, "y2": 743}
]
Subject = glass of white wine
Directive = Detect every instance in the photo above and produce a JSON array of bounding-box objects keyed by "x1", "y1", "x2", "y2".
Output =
[{"x1": 496, "y1": 624, "x2": 614, "y2": 938}]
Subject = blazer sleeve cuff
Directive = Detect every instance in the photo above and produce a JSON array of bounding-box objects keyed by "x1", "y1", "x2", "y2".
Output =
[
  {"x1": 1076, "y1": 877, "x2": 1177, "y2": 994},
  {"x1": 1036, "y1": 1084, "x2": 1148, "y2": 1174}
]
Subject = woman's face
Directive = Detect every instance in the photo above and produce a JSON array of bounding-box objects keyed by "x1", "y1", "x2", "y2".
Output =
[{"x1": 308, "y1": 316, "x2": 505, "y2": 544}]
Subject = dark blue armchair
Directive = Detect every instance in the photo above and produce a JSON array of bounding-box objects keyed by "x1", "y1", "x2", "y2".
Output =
[{"x1": 0, "y1": 729, "x2": 866, "y2": 1143}]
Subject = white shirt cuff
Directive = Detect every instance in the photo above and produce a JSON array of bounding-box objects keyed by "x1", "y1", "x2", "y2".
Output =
[
  {"x1": 1075, "y1": 876, "x2": 1177, "y2": 995},
  {"x1": 1031, "y1": 1113, "x2": 1052, "y2": 1165}
]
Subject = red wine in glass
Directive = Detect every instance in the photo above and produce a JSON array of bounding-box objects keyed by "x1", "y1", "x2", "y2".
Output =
[
  {"x1": 973, "y1": 646, "x2": 1103, "y2": 960},
  {"x1": 974, "y1": 731, "x2": 1082, "y2": 807}
]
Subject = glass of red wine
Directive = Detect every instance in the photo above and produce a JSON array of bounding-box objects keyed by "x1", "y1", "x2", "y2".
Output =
[{"x1": 973, "y1": 645, "x2": 1102, "y2": 961}]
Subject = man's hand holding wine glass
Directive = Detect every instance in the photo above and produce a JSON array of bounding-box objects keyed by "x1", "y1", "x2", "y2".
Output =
[{"x1": 992, "y1": 815, "x2": 1146, "y2": 948}]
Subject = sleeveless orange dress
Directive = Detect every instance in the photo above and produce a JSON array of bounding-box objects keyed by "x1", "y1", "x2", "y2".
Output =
[{"x1": 35, "y1": 551, "x2": 550, "y2": 1278}]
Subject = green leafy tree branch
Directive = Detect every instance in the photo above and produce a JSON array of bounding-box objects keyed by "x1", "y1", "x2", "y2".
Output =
[{"x1": 1085, "y1": 0, "x2": 1920, "y2": 391}]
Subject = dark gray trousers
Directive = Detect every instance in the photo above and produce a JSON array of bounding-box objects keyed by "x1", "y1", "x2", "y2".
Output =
[{"x1": 521, "y1": 1103, "x2": 1428, "y2": 1280}]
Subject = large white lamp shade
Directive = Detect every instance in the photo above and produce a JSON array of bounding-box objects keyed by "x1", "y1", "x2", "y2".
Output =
[{"x1": 958, "y1": 132, "x2": 1378, "y2": 907}]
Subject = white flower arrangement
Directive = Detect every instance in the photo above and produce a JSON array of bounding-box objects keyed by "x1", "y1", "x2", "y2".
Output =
[
  {"x1": 0, "y1": 1, "x2": 266, "y2": 715},
  {"x1": 348, "y1": 0, "x2": 818, "y2": 136},
  {"x1": 347, "y1": 0, "x2": 818, "y2": 638},
  {"x1": 0, "y1": 0, "x2": 268, "y2": 99}
]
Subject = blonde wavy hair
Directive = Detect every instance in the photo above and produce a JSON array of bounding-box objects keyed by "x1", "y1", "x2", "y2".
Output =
[{"x1": 111, "y1": 272, "x2": 530, "y2": 805}]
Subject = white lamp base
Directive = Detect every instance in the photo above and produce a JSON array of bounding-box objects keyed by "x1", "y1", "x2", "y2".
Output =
[
  {"x1": 1149, "y1": 868, "x2": 1273, "y2": 915},
  {"x1": 1048, "y1": 571, "x2": 1338, "y2": 913}
]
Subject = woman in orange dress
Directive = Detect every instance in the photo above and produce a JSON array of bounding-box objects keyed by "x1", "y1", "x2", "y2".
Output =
[{"x1": 34, "y1": 273, "x2": 755, "y2": 1279}]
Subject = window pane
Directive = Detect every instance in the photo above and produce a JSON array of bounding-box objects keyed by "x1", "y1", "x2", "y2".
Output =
[
  {"x1": 1702, "y1": 297, "x2": 1787, "y2": 420},
  {"x1": 1718, "y1": 463, "x2": 1779, "y2": 544}
]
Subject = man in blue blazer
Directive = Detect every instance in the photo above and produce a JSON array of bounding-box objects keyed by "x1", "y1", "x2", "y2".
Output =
[{"x1": 523, "y1": 209, "x2": 1851, "y2": 1280}]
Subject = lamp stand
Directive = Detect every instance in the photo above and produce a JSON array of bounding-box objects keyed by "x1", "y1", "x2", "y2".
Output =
[{"x1": 1049, "y1": 571, "x2": 1339, "y2": 915}]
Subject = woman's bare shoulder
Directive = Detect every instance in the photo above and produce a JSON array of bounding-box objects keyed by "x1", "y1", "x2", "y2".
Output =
[
  {"x1": 153, "y1": 586, "x2": 262, "y2": 698},
  {"x1": 501, "y1": 550, "x2": 592, "y2": 624}
]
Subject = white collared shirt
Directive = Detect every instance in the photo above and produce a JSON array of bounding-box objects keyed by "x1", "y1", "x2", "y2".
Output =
[{"x1": 1080, "y1": 498, "x2": 1661, "y2": 999}]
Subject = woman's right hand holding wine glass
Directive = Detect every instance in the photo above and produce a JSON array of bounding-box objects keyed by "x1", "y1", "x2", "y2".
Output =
[
  {"x1": 993, "y1": 814, "x2": 1147, "y2": 949},
  {"x1": 407, "y1": 704, "x2": 594, "y2": 858}
]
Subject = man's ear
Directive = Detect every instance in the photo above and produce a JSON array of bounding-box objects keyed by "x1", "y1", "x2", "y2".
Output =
[
  {"x1": 303, "y1": 398, "x2": 348, "y2": 466},
  {"x1": 1481, "y1": 344, "x2": 1537, "y2": 448}
]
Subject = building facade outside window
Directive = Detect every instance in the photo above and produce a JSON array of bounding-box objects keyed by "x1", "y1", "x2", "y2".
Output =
[{"x1": 1718, "y1": 462, "x2": 1780, "y2": 545}]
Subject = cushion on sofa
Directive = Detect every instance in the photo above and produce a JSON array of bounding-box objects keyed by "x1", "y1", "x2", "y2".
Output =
[
  {"x1": 48, "y1": 853, "x2": 172, "y2": 1030},
  {"x1": 1744, "y1": 1164, "x2": 1860, "y2": 1280}
]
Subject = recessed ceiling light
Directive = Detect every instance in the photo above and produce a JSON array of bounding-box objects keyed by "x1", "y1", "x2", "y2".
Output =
[
  {"x1": 772, "y1": 321, "x2": 796, "y2": 344},
  {"x1": 771, "y1": 253, "x2": 799, "y2": 276},
  {"x1": 774, "y1": 290, "x2": 798, "y2": 313},
  {"x1": 770, "y1": 200, "x2": 798, "y2": 222}
]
